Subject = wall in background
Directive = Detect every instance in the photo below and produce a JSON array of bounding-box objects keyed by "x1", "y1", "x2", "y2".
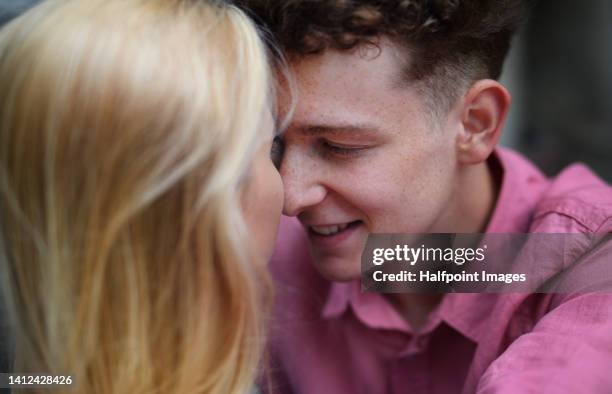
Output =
[{"x1": 501, "y1": 0, "x2": 612, "y2": 182}]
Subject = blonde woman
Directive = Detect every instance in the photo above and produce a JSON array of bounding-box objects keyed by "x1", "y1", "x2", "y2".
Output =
[{"x1": 0, "y1": 0, "x2": 283, "y2": 392}]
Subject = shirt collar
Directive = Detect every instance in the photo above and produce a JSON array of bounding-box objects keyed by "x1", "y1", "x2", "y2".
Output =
[{"x1": 321, "y1": 281, "x2": 351, "y2": 319}]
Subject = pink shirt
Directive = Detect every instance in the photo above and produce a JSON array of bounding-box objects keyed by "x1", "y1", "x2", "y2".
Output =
[{"x1": 267, "y1": 148, "x2": 612, "y2": 394}]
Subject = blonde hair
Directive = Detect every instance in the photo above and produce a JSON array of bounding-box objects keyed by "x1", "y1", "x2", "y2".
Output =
[{"x1": 0, "y1": 0, "x2": 273, "y2": 392}]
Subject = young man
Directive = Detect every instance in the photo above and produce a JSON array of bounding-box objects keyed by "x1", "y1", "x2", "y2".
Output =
[{"x1": 239, "y1": 1, "x2": 612, "y2": 392}]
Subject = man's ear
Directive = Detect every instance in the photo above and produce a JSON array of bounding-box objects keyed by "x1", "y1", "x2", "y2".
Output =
[{"x1": 455, "y1": 80, "x2": 510, "y2": 164}]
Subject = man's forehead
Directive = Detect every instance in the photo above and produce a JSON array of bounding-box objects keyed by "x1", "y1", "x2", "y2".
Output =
[
  {"x1": 284, "y1": 40, "x2": 409, "y2": 91},
  {"x1": 277, "y1": 57, "x2": 421, "y2": 130}
]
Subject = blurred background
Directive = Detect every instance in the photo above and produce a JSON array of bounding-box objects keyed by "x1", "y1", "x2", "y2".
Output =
[
  {"x1": 2, "y1": 0, "x2": 611, "y2": 181},
  {"x1": 500, "y1": 0, "x2": 612, "y2": 182}
]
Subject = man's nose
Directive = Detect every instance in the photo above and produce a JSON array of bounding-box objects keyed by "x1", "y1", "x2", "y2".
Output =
[{"x1": 280, "y1": 149, "x2": 326, "y2": 217}]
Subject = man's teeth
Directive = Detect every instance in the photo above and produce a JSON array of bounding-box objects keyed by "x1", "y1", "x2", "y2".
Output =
[{"x1": 311, "y1": 223, "x2": 350, "y2": 236}]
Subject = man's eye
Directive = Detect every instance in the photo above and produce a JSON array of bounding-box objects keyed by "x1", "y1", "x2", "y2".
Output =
[
  {"x1": 270, "y1": 136, "x2": 284, "y2": 169},
  {"x1": 321, "y1": 140, "x2": 364, "y2": 157}
]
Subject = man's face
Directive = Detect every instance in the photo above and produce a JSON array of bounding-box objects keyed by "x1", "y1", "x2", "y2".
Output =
[{"x1": 278, "y1": 41, "x2": 460, "y2": 281}]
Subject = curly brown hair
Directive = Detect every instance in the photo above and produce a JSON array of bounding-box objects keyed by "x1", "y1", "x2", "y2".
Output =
[{"x1": 238, "y1": 0, "x2": 527, "y2": 112}]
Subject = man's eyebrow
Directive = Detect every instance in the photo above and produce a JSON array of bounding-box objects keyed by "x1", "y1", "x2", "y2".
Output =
[{"x1": 294, "y1": 123, "x2": 380, "y2": 135}]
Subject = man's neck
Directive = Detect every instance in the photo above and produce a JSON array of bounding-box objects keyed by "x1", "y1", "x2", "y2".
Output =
[
  {"x1": 384, "y1": 159, "x2": 500, "y2": 330},
  {"x1": 445, "y1": 160, "x2": 499, "y2": 233},
  {"x1": 386, "y1": 293, "x2": 444, "y2": 331}
]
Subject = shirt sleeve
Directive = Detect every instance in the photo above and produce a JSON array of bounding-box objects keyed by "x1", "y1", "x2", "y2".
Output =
[{"x1": 476, "y1": 292, "x2": 612, "y2": 393}]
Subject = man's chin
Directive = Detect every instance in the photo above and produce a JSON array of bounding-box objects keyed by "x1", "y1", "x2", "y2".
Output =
[{"x1": 313, "y1": 257, "x2": 361, "y2": 282}]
